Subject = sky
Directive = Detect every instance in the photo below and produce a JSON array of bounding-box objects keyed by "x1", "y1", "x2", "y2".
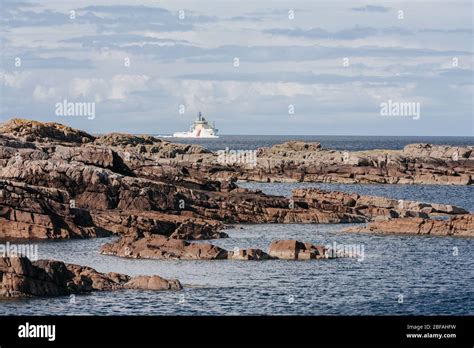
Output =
[{"x1": 0, "y1": 0, "x2": 473, "y2": 136}]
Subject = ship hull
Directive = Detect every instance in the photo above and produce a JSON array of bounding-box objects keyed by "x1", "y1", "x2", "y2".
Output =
[{"x1": 172, "y1": 132, "x2": 219, "y2": 138}]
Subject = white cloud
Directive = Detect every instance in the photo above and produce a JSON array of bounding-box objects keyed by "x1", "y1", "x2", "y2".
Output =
[
  {"x1": 0, "y1": 0, "x2": 472, "y2": 135},
  {"x1": 1, "y1": 71, "x2": 31, "y2": 89},
  {"x1": 32, "y1": 85, "x2": 57, "y2": 101},
  {"x1": 69, "y1": 74, "x2": 150, "y2": 101}
]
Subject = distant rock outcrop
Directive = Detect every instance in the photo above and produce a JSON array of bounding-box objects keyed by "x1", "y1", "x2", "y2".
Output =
[
  {"x1": 230, "y1": 141, "x2": 474, "y2": 185},
  {"x1": 343, "y1": 214, "x2": 474, "y2": 237},
  {"x1": 292, "y1": 188, "x2": 468, "y2": 220},
  {"x1": 0, "y1": 118, "x2": 95, "y2": 144}
]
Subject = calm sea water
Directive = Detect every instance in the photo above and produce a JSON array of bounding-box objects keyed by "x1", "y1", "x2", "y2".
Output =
[
  {"x1": 1, "y1": 137, "x2": 473, "y2": 316},
  {"x1": 156, "y1": 135, "x2": 473, "y2": 152}
]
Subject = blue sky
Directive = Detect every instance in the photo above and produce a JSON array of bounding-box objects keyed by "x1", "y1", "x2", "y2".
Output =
[{"x1": 0, "y1": 0, "x2": 473, "y2": 135}]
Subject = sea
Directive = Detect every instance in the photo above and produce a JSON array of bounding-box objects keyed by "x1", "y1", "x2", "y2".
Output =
[
  {"x1": 1, "y1": 136, "x2": 473, "y2": 315},
  {"x1": 155, "y1": 134, "x2": 474, "y2": 152}
]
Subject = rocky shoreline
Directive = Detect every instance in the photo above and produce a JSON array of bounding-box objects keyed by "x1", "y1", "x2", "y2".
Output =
[
  {"x1": 100, "y1": 236, "x2": 333, "y2": 261},
  {"x1": 231, "y1": 141, "x2": 474, "y2": 185},
  {"x1": 0, "y1": 118, "x2": 472, "y2": 297},
  {"x1": 343, "y1": 214, "x2": 473, "y2": 237},
  {"x1": 0, "y1": 256, "x2": 181, "y2": 298}
]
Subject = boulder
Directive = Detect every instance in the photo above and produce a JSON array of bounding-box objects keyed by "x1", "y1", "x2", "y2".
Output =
[
  {"x1": 100, "y1": 235, "x2": 229, "y2": 260},
  {"x1": 268, "y1": 240, "x2": 328, "y2": 260},
  {"x1": 228, "y1": 248, "x2": 273, "y2": 260},
  {"x1": 124, "y1": 275, "x2": 182, "y2": 291}
]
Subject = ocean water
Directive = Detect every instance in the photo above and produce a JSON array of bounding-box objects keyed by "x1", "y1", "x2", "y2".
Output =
[
  {"x1": 156, "y1": 135, "x2": 473, "y2": 152},
  {"x1": 1, "y1": 137, "x2": 473, "y2": 316},
  {"x1": 1, "y1": 220, "x2": 472, "y2": 316}
]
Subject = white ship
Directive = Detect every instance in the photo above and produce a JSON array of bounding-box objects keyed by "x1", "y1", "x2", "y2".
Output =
[{"x1": 173, "y1": 112, "x2": 219, "y2": 138}]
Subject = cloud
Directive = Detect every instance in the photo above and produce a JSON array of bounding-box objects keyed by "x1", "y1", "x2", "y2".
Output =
[
  {"x1": 69, "y1": 74, "x2": 150, "y2": 101},
  {"x1": 227, "y1": 8, "x2": 306, "y2": 21},
  {"x1": 78, "y1": 4, "x2": 213, "y2": 22},
  {"x1": 32, "y1": 85, "x2": 57, "y2": 101},
  {"x1": 419, "y1": 28, "x2": 473, "y2": 35},
  {"x1": 1, "y1": 9, "x2": 69, "y2": 28},
  {"x1": 0, "y1": 0, "x2": 472, "y2": 135},
  {"x1": 1, "y1": 1, "x2": 37, "y2": 11},
  {"x1": 351, "y1": 5, "x2": 391, "y2": 13},
  {"x1": 2, "y1": 56, "x2": 94, "y2": 70},
  {"x1": 265, "y1": 26, "x2": 471, "y2": 41},
  {"x1": 182, "y1": 44, "x2": 471, "y2": 64},
  {"x1": 1, "y1": 3, "x2": 213, "y2": 31},
  {"x1": 264, "y1": 26, "x2": 413, "y2": 40},
  {"x1": 62, "y1": 34, "x2": 190, "y2": 48},
  {"x1": 1, "y1": 71, "x2": 31, "y2": 88},
  {"x1": 2, "y1": 72, "x2": 151, "y2": 104}
]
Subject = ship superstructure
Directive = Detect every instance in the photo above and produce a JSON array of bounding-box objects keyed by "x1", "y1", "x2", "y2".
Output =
[{"x1": 173, "y1": 112, "x2": 219, "y2": 138}]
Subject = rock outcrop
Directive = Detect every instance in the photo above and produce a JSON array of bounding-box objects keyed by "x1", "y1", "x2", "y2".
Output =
[
  {"x1": 0, "y1": 119, "x2": 374, "y2": 242},
  {"x1": 229, "y1": 141, "x2": 474, "y2": 185},
  {"x1": 102, "y1": 237, "x2": 337, "y2": 261},
  {"x1": 0, "y1": 256, "x2": 182, "y2": 298},
  {"x1": 91, "y1": 210, "x2": 226, "y2": 240},
  {"x1": 0, "y1": 180, "x2": 110, "y2": 239},
  {"x1": 268, "y1": 240, "x2": 328, "y2": 260},
  {"x1": 228, "y1": 248, "x2": 273, "y2": 260},
  {"x1": 0, "y1": 118, "x2": 470, "y2": 246},
  {"x1": 123, "y1": 275, "x2": 182, "y2": 291},
  {"x1": 3, "y1": 120, "x2": 471, "y2": 187},
  {"x1": 0, "y1": 118, "x2": 95, "y2": 144},
  {"x1": 343, "y1": 214, "x2": 474, "y2": 237},
  {"x1": 101, "y1": 235, "x2": 229, "y2": 260},
  {"x1": 1, "y1": 118, "x2": 470, "y2": 298},
  {"x1": 292, "y1": 188, "x2": 468, "y2": 221}
]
